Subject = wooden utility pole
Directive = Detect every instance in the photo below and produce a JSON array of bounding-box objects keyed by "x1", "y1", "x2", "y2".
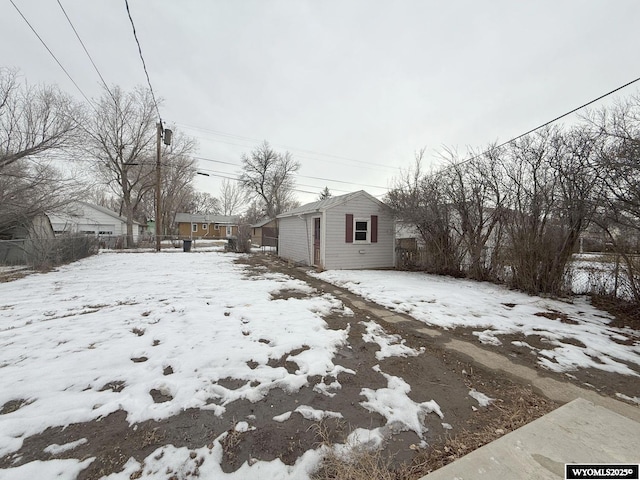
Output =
[{"x1": 155, "y1": 122, "x2": 162, "y2": 252}]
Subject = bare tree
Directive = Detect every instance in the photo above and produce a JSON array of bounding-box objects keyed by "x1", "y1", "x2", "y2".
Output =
[
  {"x1": 242, "y1": 200, "x2": 266, "y2": 225},
  {"x1": 0, "y1": 160, "x2": 83, "y2": 238},
  {"x1": 547, "y1": 127, "x2": 602, "y2": 287},
  {"x1": 219, "y1": 178, "x2": 246, "y2": 215},
  {"x1": 84, "y1": 85, "x2": 157, "y2": 247},
  {"x1": 188, "y1": 192, "x2": 221, "y2": 215},
  {"x1": 386, "y1": 150, "x2": 463, "y2": 275},
  {"x1": 587, "y1": 94, "x2": 640, "y2": 300},
  {"x1": 240, "y1": 141, "x2": 300, "y2": 218},
  {"x1": 1, "y1": 68, "x2": 82, "y2": 169},
  {"x1": 498, "y1": 126, "x2": 601, "y2": 295},
  {"x1": 441, "y1": 146, "x2": 507, "y2": 280},
  {"x1": 146, "y1": 132, "x2": 197, "y2": 238},
  {"x1": 0, "y1": 69, "x2": 84, "y2": 237}
]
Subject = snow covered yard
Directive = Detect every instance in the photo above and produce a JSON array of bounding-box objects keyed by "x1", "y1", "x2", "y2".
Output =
[
  {"x1": 8, "y1": 251, "x2": 627, "y2": 479},
  {"x1": 0, "y1": 251, "x2": 353, "y2": 478},
  {"x1": 2, "y1": 250, "x2": 530, "y2": 480},
  {"x1": 313, "y1": 270, "x2": 640, "y2": 392}
]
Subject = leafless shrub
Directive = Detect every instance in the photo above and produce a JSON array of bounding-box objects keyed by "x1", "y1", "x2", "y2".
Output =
[{"x1": 310, "y1": 420, "x2": 410, "y2": 480}]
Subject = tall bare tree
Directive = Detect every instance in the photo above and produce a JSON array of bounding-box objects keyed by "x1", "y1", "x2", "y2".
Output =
[
  {"x1": 84, "y1": 85, "x2": 157, "y2": 247},
  {"x1": 387, "y1": 150, "x2": 463, "y2": 275},
  {"x1": 587, "y1": 94, "x2": 640, "y2": 300},
  {"x1": 1, "y1": 68, "x2": 82, "y2": 169},
  {"x1": 240, "y1": 141, "x2": 300, "y2": 218},
  {"x1": 188, "y1": 192, "x2": 220, "y2": 215},
  {"x1": 219, "y1": 178, "x2": 246, "y2": 215},
  {"x1": 498, "y1": 126, "x2": 601, "y2": 295},
  {"x1": 0, "y1": 68, "x2": 84, "y2": 236},
  {"x1": 0, "y1": 160, "x2": 82, "y2": 238},
  {"x1": 441, "y1": 146, "x2": 507, "y2": 280},
  {"x1": 158, "y1": 133, "x2": 197, "y2": 236}
]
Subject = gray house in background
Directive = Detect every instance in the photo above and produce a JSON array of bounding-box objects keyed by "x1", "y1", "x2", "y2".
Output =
[{"x1": 277, "y1": 190, "x2": 395, "y2": 270}]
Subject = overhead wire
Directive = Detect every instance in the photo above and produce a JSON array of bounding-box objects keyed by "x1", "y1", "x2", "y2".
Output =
[
  {"x1": 449, "y1": 75, "x2": 640, "y2": 169},
  {"x1": 19, "y1": 1, "x2": 636, "y2": 203},
  {"x1": 193, "y1": 154, "x2": 388, "y2": 191},
  {"x1": 123, "y1": 0, "x2": 162, "y2": 121},
  {"x1": 56, "y1": 0, "x2": 116, "y2": 102},
  {"x1": 8, "y1": 0, "x2": 95, "y2": 108},
  {"x1": 193, "y1": 168, "x2": 319, "y2": 195},
  {"x1": 175, "y1": 122, "x2": 399, "y2": 171},
  {"x1": 186, "y1": 132, "x2": 399, "y2": 177},
  {"x1": 9, "y1": 1, "x2": 389, "y2": 201}
]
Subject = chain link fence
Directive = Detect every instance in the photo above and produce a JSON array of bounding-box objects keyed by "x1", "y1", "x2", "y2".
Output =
[
  {"x1": 397, "y1": 244, "x2": 639, "y2": 303},
  {"x1": 0, "y1": 235, "x2": 99, "y2": 269},
  {"x1": 568, "y1": 254, "x2": 638, "y2": 301}
]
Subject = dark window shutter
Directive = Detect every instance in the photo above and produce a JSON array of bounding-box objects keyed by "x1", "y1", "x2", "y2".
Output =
[
  {"x1": 371, "y1": 215, "x2": 378, "y2": 243},
  {"x1": 345, "y1": 214, "x2": 353, "y2": 243}
]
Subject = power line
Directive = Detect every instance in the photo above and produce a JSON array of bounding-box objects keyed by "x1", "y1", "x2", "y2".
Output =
[
  {"x1": 453, "y1": 75, "x2": 640, "y2": 168},
  {"x1": 123, "y1": 0, "x2": 162, "y2": 121},
  {"x1": 175, "y1": 122, "x2": 399, "y2": 171},
  {"x1": 194, "y1": 168, "x2": 319, "y2": 195},
  {"x1": 298, "y1": 173, "x2": 386, "y2": 190},
  {"x1": 9, "y1": 0, "x2": 94, "y2": 107},
  {"x1": 193, "y1": 154, "x2": 388, "y2": 191},
  {"x1": 56, "y1": 0, "x2": 115, "y2": 100}
]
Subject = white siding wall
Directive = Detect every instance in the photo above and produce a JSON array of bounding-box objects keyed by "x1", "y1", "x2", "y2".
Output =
[
  {"x1": 78, "y1": 206, "x2": 127, "y2": 237},
  {"x1": 278, "y1": 216, "x2": 314, "y2": 265},
  {"x1": 324, "y1": 197, "x2": 395, "y2": 270},
  {"x1": 49, "y1": 205, "x2": 139, "y2": 241}
]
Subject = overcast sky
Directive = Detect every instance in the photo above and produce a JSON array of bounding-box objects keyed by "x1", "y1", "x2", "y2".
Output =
[{"x1": 3, "y1": 1, "x2": 640, "y2": 204}]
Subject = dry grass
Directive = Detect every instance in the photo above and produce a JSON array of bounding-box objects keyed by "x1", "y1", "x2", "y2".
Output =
[
  {"x1": 219, "y1": 423, "x2": 244, "y2": 466},
  {"x1": 408, "y1": 387, "x2": 556, "y2": 477},
  {"x1": 311, "y1": 385, "x2": 556, "y2": 480},
  {"x1": 313, "y1": 448, "x2": 411, "y2": 480},
  {"x1": 310, "y1": 420, "x2": 411, "y2": 480}
]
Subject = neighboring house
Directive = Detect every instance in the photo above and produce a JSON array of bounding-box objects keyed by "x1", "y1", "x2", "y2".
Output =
[
  {"x1": 0, "y1": 214, "x2": 55, "y2": 265},
  {"x1": 251, "y1": 218, "x2": 278, "y2": 247},
  {"x1": 174, "y1": 213, "x2": 240, "y2": 240},
  {"x1": 277, "y1": 190, "x2": 395, "y2": 269},
  {"x1": 48, "y1": 202, "x2": 143, "y2": 243},
  {"x1": 395, "y1": 222, "x2": 423, "y2": 250}
]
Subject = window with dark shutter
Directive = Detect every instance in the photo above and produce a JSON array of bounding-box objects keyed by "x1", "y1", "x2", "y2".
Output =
[
  {"x1": 346, "y1": 214, "x2": 353, "y2": 243},
  {"x1": 371, "y1": 215, "x2": 378, "y2": 243}
]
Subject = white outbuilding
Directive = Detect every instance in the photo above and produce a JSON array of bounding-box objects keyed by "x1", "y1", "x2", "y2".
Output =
[
  {"x1": 277, "y1": 190, "x2": 395, "y2": 270},
  {"x1": 48, "y1": 202, "x2": 143, "y2": 243}
]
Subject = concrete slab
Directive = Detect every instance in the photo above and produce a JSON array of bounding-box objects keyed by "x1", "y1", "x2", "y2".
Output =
[{"x1": 421, "y1": 398, "x2": 640, "y2": 480}]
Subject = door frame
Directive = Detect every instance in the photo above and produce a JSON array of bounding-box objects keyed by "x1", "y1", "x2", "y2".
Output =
[{"x1": 313, "y1": 216, "x2": 321, "y2": 266}]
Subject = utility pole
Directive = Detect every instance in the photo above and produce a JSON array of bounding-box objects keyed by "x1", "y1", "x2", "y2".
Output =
[
  {"x1": 155, "y1": 122, "x2": 172, "y2": 252},
  {"x1": 155, "y1": 122, "x2": 162, "y2": 252}
]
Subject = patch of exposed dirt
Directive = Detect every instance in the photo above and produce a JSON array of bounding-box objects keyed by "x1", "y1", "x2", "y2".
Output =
[
  {"x1": 0, "y1": 267, "x2": 34, "y2": 283},
  {"x1": 0, "y1": 399, "x2": 30, "y2": 415},
  {"x1": 534, "y1": 310, "x2": 578, "y2": 325},
  {"x1": 591, "y1": 295, "x2": 640, "y2": 332}
]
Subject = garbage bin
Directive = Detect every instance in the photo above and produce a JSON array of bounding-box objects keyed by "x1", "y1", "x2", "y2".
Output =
[
  {"x1": 183, "y1": 239, "x2": 192, "y2": 252},
  {"x1": 226, "y1": 238, "x2": 236, "y2": 252}
]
